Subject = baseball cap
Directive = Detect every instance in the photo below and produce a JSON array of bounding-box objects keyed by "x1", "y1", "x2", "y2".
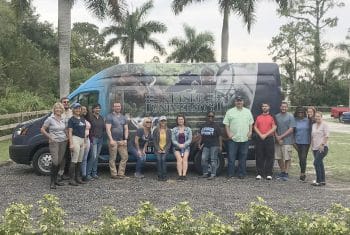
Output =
[
  {"x1": 159, "y1": 116, "x2": 167, "y2": 121},
  {"x1": 235, "y1": 95, "x2": 243, "y2": 101},
  {"x1": 71, "y1": 103, "x2": 81, "y2": 109}
]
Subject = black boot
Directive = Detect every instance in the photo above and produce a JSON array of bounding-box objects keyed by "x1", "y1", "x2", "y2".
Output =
[
  {"x1": 69, "y1": 163, "x2": 78, "y2": 186},
  {"x1": 54, "y1": 165, "x2": 64, "y2": 186},
  {"x1": 75, "y1": 162, "x2": 86, "y2": 184},
  {"x1": 50, "y1": 165, "x2": 56, "y2": 189}
]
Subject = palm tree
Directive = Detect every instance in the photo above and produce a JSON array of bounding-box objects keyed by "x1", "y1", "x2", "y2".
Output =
[
  {"x1": 103, "y1": 0, "x2": 167, "y2": 63},
  {"x1": 58, "y1": 0, "x2": 126, "y2": 98},
  {"x1": 328, "y1": 34, "x2": 350, "y2": 77},
  {"x1": 166, "y1": 24, "x2": 215, "y2": 63},
  {"x1": 172, "y1": 0, "x2": 290, "y2": 62}
]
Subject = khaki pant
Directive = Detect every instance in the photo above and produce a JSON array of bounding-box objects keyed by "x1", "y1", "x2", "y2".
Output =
[
  {"x1": 71, "y1": 136, "x2": 85, "y2": 163},
  {"x1": 108, "y1": 142, "x2": 128, "y2": 176},
  {"x1": 49, "y1": 141, "x2": 67, "y2": 166}
]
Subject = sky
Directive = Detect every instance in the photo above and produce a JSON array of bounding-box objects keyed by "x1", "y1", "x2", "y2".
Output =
[{"x1": 32, "y1": 0, "x2": 350, "y2": 63}]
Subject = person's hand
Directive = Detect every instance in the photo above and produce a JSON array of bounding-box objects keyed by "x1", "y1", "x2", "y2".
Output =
[
  {"x1": 69, "y1": 144, "x2": 74, "y2": 151},
  {"x1": 198, "y1": 144, "x2": 203, "y2": 150},
  {"x1": 228, "y1": 131, "x2": 234, "y2": 139},
  {"x1": 179, "y1": 144, "x2": 185, "y2": 149},
  {"x1": 247, "y1": 131, "x2": 252, "y2": 139},
  {"x1": 48, "y1": 137, "x2": 55, "y2": 143},
  {"x1": 319, "y1": 145, "x2": 325, "y2": 153},
  {"x1": 260, "y1": 134, "x2": 266, "y2": 140},
  {"x1": 110, "y1": 140, "x2": 117, "y2": 147}
]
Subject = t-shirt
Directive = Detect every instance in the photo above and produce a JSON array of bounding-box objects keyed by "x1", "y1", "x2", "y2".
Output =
[
  {"x1": 43, "y1": 116, "x2": 67, "y2": 142},
  {"x1": 311, "y1": 122, "x2": 329, "y2": 150},
  {"x1": 275, "y1": 112, "x2": 296, "y2": 145},
  {"x1": 254, "y1": 114, "x2": 275, "y2": 136},
  {"x1": 223, "y1": 107, "x2": 253, "y2": 142},
  {"x1": 133, "y1": 128, "x2": 151, "y2": 149},
  {"x1": 199, "y1": 121, "x2": 221, "y2": 147},
  {"x1": 106, "y1": 113, "x2": 128, "y2": 141},
  {"x1": 295, "y1": 118, "x2": 311, "y2": 145},
  {"x1": 89, "y1": 114, "x2": 105, "y2": 138},
  {"x1": 68, "y1": 116, "x2": 86, "y2": 138}
]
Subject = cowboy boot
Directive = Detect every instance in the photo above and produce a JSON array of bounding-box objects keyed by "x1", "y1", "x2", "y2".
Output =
[
  {"x1": 54, "y1": 164, "x2": 64, "y2": 186},
  {"x1": 69, "y1": 163, "x2": 78, "y2": 186},
  {"x1": 75, "y1": 162, "x2": 86, "y2": 184}
]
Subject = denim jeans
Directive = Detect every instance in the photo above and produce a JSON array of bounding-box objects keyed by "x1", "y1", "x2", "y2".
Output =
[
  {"x1": 296, "y1": 144, "x2": 310, "y2": 174},
  {"x1": 87, "y1": 137, "x2": 103, "y2": 177},
  {"x1": 313, "y1": 146, "x2": 328, "y2": 183},
  {"x1": 227, "y1": 140, "x2": 249, "y2": 177},
  {"x1": 201, "y1": 146, "x2": 219, "y2": 176},
  {"x1": 81, "y1": 139, "x2": 91, "y2": 177},
  {"x1": 130, "y1": 146, "x2": 146, "y2": 174},
  {"x1": 156, "y1": 153, "x2": 167, "y2": 178}
]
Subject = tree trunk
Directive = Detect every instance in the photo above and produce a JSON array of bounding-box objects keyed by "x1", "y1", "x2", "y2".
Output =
[
  {"x1": 313, "y1": 0, "x2": 322, "y2": 84},
  {"x1": 221, "y1": 4, "x2": 229, "y2": 63},
  {"x1": 58, "y1": 0, "x2": 72, "y2": 98}
]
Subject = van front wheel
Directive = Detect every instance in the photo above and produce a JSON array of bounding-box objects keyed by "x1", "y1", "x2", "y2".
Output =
[
  {"x1": 32, "y1": 147, "x2": 52, "y2": 176},
  {"x1": 193, "y1": 150, "x2": 225, "y2": 176}
]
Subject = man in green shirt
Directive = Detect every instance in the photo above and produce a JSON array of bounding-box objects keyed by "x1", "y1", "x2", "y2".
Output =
[{"x1": 223, "y1": 96, "x2": 254, "y2": 178}]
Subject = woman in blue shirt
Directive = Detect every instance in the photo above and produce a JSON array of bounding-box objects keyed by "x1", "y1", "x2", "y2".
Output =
[{"x1": 294, "y1": 107, "x2": 311, "y2": 182}]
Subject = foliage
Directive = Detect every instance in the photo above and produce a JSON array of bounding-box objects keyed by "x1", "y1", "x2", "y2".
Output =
[
  {"x1": 37, "y1": 194, "x2": 65, "y2": 234},
  {"x1": 0, "y1": 202, "x2": 33, "y2": 234},
  {"x1": 172, "y1": 0, "x2": 290, "y2": 62},
  {"x1": 103, "y1": 0, "x2": 167, "y2": 63},
  {"x1": 0, "y1": 90, "x2": 52, "y2": 114},
  {"x1": 1, "y1": 195, "x2": 350, "y2": 234},
  {"x1": 167, "y1": 24, "x2": 216, "y2": 63},
  {"x1": 328, "y1": 28, "x2": 350, "y2": 79}
]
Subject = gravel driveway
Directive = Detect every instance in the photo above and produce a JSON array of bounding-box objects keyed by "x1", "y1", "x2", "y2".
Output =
[{"x1": 1, "y1": 162, "x2": 350, "y2": 225}]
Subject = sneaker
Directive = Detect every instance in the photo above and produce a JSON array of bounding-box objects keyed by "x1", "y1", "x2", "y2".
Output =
[
  {"x1": 266, "y1": 176, "x2": 272, "y2": 180},
  {"x1": 256, "y1": 175, "x2": 262, "y2": 180},
  {"x1": 201, "y1": 173, "x2": 209, "y2": 178},
  {"x1": 276, "y1": 172, "x2": 285, "y2": 180},
  {"x1": 320, "y1": 182, "x2": 326, "y2": 186},
  {"x1": 207, "y1": 175, "x2": 215, "y2": 180},
  {"x1": 182, "y1": 176, "x2": 187, "y2": 181},
  {"x1": 110, "y1": 175, "x2": 119, "y2": 179},
  {"x1": 299, "y1": 175, "x2": 306, "y2": 182},
  {"x1": 92, "y1": 175, "x2": 99, "y2": 179},
  {"x1": 134, "y1": 173, "x2": 145, "y2": 178},
  {"x1": 177, "y1": 176, "x2": 183, "y2": 181},
  {"x1": 282, "y1": 173, "x2": 289, "y2": 181},
  {"x1": 311, "y1": 182, "x2": 321, "y2": 186}
]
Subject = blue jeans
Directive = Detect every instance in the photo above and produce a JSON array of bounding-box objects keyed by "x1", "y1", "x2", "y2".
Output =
[
  {"x1": 81, "y1": 139, "x2": 91, "y2": 177},
  {"x1": 87, "y1": 137, "x2": 103, "y2": 177},
  {"x1": 130, "y1": 146, "x2": 146, "y2": 174},
  {"x1": 313, "y1": 146, "x2": 328, "y2": 183},
  {"x1": 201, "y1": 146, "x2": 219, "y2": 176},
  {"x1": 156, "y1": 153, "x2": 167, "y2": 178},
  {"x1": 227, "y1": 140, "x2": 249, "y2": 177}
]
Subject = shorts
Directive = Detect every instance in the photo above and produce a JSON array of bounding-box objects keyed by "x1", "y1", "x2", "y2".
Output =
[{"x1": 274, "y1": 144, "x2": 293, "y2": 161}]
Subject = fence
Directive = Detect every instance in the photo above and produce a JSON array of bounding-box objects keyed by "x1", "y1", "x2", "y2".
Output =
[{"x1": 0, "y1": 110, "x2": 50, "y2": 141}]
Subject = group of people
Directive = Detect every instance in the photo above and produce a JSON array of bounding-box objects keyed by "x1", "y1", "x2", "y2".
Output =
[
  {"x1": 224, "y1": 96, "x2": 329, "y2": 186},
  {"x1": 41, "y1": 96, "x2": 329, "y2": 189}
]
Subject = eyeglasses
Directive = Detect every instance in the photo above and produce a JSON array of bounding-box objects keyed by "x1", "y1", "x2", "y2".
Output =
[
  {"x1": 62, "y1": 101, "x2": 69, "y2": 104},
  {"x1": 207, "y1": 115, "x2": 214, "y2": 118}
]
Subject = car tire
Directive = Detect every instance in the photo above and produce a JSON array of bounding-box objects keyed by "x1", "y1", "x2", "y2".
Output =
[
  {"x1": 194, "y1": 150, "x2": 225, "y2": 176},
  {"x1": 32, "y1": 147, "x2": 52, "y2": 176}
]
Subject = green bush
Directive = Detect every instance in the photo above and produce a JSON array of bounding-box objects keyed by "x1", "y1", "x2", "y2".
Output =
[{"x1": 0, "y1": 195, "x2": 349, "y2": 234}]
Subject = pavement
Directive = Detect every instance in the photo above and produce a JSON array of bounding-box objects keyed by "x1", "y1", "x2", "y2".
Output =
[{"x1": 324, "y1": 114, "x2": 350, "y2": 134}]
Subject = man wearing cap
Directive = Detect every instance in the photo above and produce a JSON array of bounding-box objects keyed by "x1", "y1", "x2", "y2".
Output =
[
  {"x1": 106, "y1": 102, "x2": 129, "y2": 179},
  {"x1": 223, "y1": 95, "x2": 254, "y2": 179}
]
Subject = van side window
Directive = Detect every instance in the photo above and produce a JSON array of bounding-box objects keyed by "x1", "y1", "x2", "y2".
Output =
[{"x1": 70, "y1": 92, "x2": 99, "y2": 111}]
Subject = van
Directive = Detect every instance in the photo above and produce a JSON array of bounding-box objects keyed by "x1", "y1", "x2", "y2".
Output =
[{"x1": 9, "y1": 63, "x2": 282, "y2": 175}]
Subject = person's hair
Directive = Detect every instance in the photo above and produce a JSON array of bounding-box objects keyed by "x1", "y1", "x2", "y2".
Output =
[
  {"x1": 294, "y1": 106, "x2": 306, "y2": 118},
  {"x1": 261, "y1": 102, "x2": 270, "y2": 107},
  {"x1": 315, "y1": 111, "x2": 323, "y2": 117},
  {"x1": 176, "y1": 113, "x2": 186, "y2": 125},
  {"x1": 52, "y1": 102, "x2": 64, "y2": 113},
  {"x1": 92, "y1": 103, "x2": 101, "y2": 110},
  {"x1": 281, "y1": 101, "x2": 288, "y2": 106},
  {"x1": 60, "y1": 97, "x2": 69, "y2": 102},
  {"x1": 207, "y1": 111, "x2": 215, "y2": 117},
  {"x1": 142, "y1": 117, "x2": 152, "y2": 127},
  {"x1": 80, "y1": 106, "x2": 89, "y2": 118},
  {"x1": 307, "y1": 106, "x2": 316, "y2": 116}
]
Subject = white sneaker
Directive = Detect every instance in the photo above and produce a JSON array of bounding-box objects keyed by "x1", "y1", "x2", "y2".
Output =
[
  {"x1": 256, "y1": 175, "x2": 262, "y2": 180},
  {"x1": 266, "y1": 176, "x2": 272, "y2": 180}
]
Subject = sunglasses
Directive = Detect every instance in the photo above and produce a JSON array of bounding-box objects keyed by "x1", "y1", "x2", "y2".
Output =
[{"x1": 62, "y1": 101, "x2": 69, "y2": 104}]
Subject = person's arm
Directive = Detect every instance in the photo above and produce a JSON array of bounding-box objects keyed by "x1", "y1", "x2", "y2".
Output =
[
  {"x1": 105, "y1": 123, "x2": 114, "y2": 142},
  {"x1": 184, "y1": 128, "x2": 192, "y2": 148},
  {"x1": 254, "y1": 124, "x2": 263, "y2": 139},
  {"x1": 40, "y1": 124, "x2": 53, "y2": 142},
  {"x1": 171, "y1": 128, "x2": 179, "y2": 148},
  {"x1": 225, "y1": 125, "x2": 233, "y2": 139},
  {"x1": 248, "y1": 123, "x2": 253, "y2": 139},
  {"x1": 135, "y1": 133, "x2": 141, "y2": 157},
  {"x1": 152, "y1": 128, "x2": 160, "y2": 153},
  {"x1": 165, "y1": 129, "x2": 172, "y2": 152},
  {"x1": 68, "y1": 128, "x2": 73, "y2": 150}
]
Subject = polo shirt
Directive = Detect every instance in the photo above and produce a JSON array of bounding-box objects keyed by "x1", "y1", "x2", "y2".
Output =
[{"x1": 223, "y1": 107, "x2": 253, "y2": 142}]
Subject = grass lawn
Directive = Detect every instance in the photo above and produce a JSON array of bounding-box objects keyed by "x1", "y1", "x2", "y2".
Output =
[
  {"x1": 0, "y1": 139, "x2": 10, "y2": 163},
  {"x1": 290, "y1": 132, "x2": 350, "y2": 182}
]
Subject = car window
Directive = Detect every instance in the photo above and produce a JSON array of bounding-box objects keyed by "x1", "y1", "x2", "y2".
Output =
[{"x1": 70, "y1": 92, "x2": 99, "y2": 111}]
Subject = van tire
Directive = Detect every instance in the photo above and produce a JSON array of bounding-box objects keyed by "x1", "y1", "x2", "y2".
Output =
[
  {"x1": 32, "y1": 147, "x2": 51, "y2": 176},
  {"x1": 194, "y1": 150, "x2": 225, "y2": 176}
]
